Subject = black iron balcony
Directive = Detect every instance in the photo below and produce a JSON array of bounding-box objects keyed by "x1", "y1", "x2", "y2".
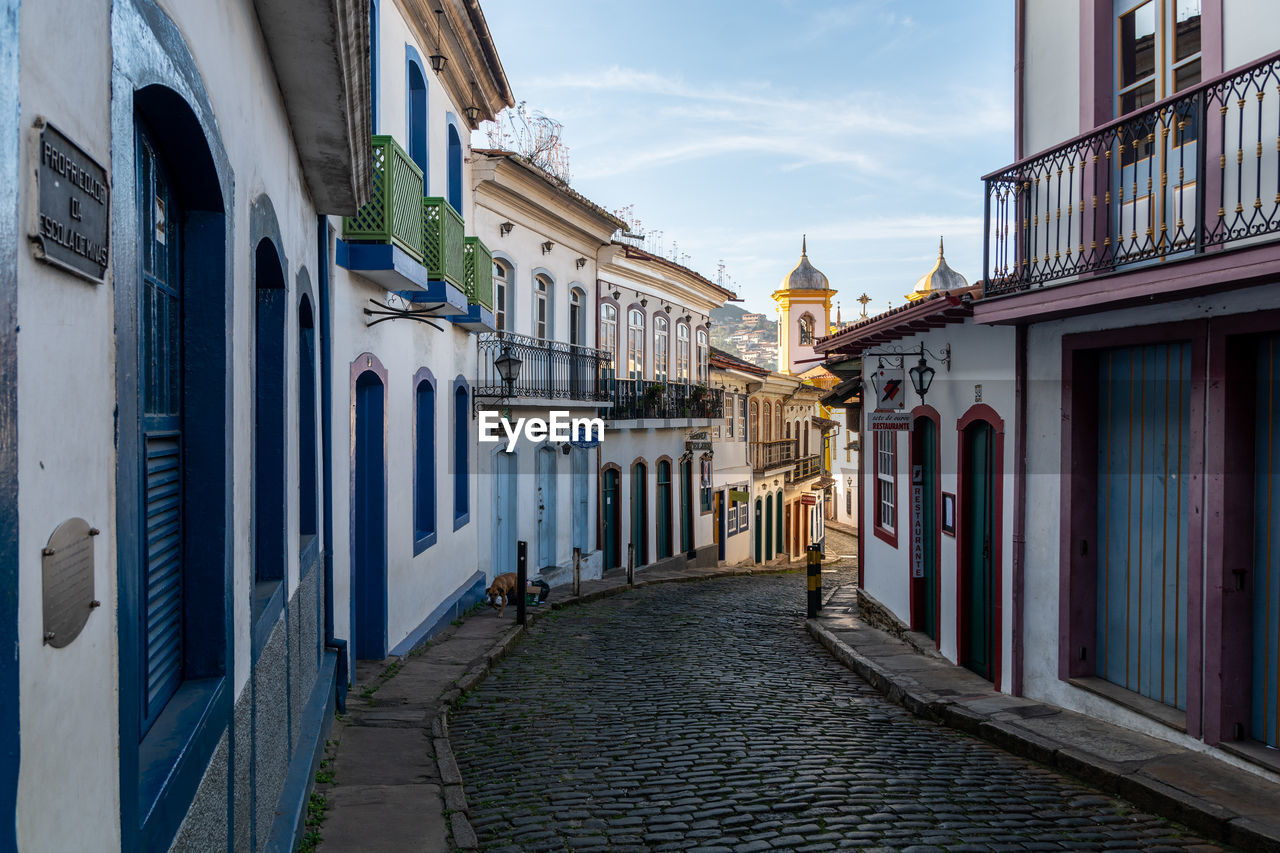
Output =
[
  {"x1": 476, "y1": 332, "x2": 612, "y2": 402},
  {"x1": 793, "y1": 454, "x2": 822, "y2": 482},
  {"x1": 606, "y1": 379, "x2": 725, "y2": 421},
  {"x1": 750, "y1": 439, "x2": 797, "y2": 473},
  {"x1": 983, "y1": 50, "x2": 1280, "y2": 297}
]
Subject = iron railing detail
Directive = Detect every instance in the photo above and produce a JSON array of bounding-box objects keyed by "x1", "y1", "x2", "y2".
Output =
[
  {"x1": 343, "y1": 135, "x2": 425, "y2": 261},
  {"x1": 751, "y1": 439, "x2": 797, "y2": 472},
  {"x1": 606, "y1": 379, "x2": 725, "y2": 421},
  {"x1": 983, "y1": 50, "x2": 1280, "y2": 296},
  {"x1": 463, "y1": 236, "x2": 494, "y2": 310},
  {"x1": 476, "y1": 332, "x2": 612, "y2": 402}
]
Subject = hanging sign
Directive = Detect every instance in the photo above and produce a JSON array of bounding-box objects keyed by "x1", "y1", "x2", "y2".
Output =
[
  {"x1": 800, "y1": 494, "x2": 816, "y2": 506},
  {"x1": 911, "y1": 485, "x2": 924, "y2": 578},
  {"x1": 869, "y1": 411, "x2": 912, "y2": 431},
  {"x1": 31, "y1": 120, "x2": 110, "y2": 282},
  {"x1": 870, "y1": 364, "x2": 905, "y2": 411}
]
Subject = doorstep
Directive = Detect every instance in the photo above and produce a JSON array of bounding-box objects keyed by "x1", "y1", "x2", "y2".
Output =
[{"x1": 807, "y1": 584, "x2": 1280, "y2": 850}]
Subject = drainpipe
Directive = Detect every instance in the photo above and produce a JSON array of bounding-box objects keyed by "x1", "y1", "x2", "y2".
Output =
[
  {"x1": 1011, "y1": 323, "x2": 1028, "y2": 696},
  {"x1": 317, "y1": 216, "x2": 348, "y2": 711}
]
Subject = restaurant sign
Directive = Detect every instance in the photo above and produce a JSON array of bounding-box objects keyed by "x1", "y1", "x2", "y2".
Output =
[{"x1": 31, "y1": 121, "x2": 109, "y2": 282}]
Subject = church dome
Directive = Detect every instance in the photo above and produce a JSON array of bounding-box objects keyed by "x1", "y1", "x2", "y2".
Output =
[
  {"x1": 908, "y1": 237, "x2": 968, "y2": 302},
  {"x1": 780, "y1": 236, "x2": 829, "y2": 291}
]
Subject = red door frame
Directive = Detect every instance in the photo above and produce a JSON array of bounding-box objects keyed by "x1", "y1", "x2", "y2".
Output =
[
  {"x1": 910, "y1": 405, "x2": 942, "y2": 646},
  {"x1": 957, "y1": 404, "x2": 1005, "y2": 691}
]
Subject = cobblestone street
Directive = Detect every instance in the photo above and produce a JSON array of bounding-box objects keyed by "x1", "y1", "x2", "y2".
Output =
[{"x1": 451, "y1": 533, "x2": 1220, "y2": 852}]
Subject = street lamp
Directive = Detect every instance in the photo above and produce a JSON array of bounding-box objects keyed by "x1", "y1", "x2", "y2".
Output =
[
  {"x1": 909, "y1": 350, "x2": 935, "y2": 402},
  {"x1": 494, "y1": 346, "x2": 522, "y2": 397}
]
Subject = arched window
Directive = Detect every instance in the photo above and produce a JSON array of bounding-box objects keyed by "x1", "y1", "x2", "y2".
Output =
[
  {"x1": 774, "y1": 404, "x2": 781, "y2": 440},
  {"x1": 785, "y1": 420, "x2": 792, "y2": 440},
  {"x1": 799, "y1": 313, "x2": 815, "y2": 345},
  {"x1": 299, "y1": 295, "x2": 318, "y2": 541},
  {"x1": 569, "y1": 287, "x2": 585, "y2": 346},
  {"x1": 254, "y1": 238, "x2": 286, "y2": 607},
  {"x1": 493, "y1": 259, "x2": 509, "y2": 331},
  {"x1": 600, "y1": 303, "x2": 617, "y2": 380},
  {"x1": 764, "y1": 401, "x2": 772, "y2": 440},
  {"x1": 414, "y1": 371, "x2": 436, "y2": 551},
  {"x1": 749, "y1": 400, "x2": 759, "y2": 441},
  {"x1": 696, "y1": 328, "x2": 709, "y2": 383},
  {"x1": 406, "y1": 52, "x2": 428, "y2": 181},
  {"x1": 447, "y1": 122, "x2": 463, "y2": 212},
  {"x1": 803, "y1": 419, "x2": 810, "y2": 456},
  {"x1": 653, "y1": 314, "x2": 669, "y2": 381},
  {"x1": 454, "y1": 381, "x2": 469, "y2": 527},
  {"x1": 534, "y1": 274, "x2": 551, "y2": 339},
  {"x1": 676, "y1": 322, "x2": 690, "y2": 382},
  {"x1": 627, "y1": 308, "x2": 645, "y2": 379}
]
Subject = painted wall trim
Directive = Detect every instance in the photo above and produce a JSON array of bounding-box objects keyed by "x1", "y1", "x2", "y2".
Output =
[{"x1": 387, "y1": 570, "x2": 486, "y2": 656}]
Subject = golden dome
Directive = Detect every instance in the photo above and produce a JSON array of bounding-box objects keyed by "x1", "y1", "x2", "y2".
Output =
[{"x1": 906, "y1": 237, "x2": 968, "y2": 302}]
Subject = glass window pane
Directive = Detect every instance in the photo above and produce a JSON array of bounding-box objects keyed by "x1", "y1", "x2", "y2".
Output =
[
  {"x1": 1174, "y1": 0, "x2": 1201, "y2": 62},
  {"x1": 1119, "y1": 1, "x2": 1156, "y2": 89},
  {"x1": 1120, "y1": 80, "x2": 1156, "y2": 115},
  {"x1": 1173, "y1": 58, "x2": 1200, "y2": 93}
]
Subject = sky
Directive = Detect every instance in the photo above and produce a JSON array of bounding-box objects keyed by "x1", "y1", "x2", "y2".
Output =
[{"x1": 474, "y1": 0, "x2": 1015, "y2": 319}]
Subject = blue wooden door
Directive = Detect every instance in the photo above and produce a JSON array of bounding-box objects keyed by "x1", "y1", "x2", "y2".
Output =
[
  {"x1": 764, "y1": 494, "x2": 773, "y2": 560},
  {"x1": 656, "y1": 460, "x2": 672, "y2": 560},
  {"x1": 1254, "y1": 336, "x2": 1280, "y2": 746},
  {"x1": 354, "y1": 372, "x2": 387, "y2": 660},
  {"x1": 679, "y1": 458, "x2": 692, "y2": 553},
  {"x1": 754, "y1": 499, "x2": 762, "y2": 562},
  {"x1": 137, "y1": 128, "x2": 184, "y2": 729},
  {"x1": 913, "y1": 417, "x2": 939, "y2": 641},
  {"x1": 1096, "y1": 342, "x2": 1191, "y2": 709},
  {"x1": 775, "y1": 490, "x2": 783, "y2": 558},
  {"x1": 571, "y1": 448, "x2": 588, "y2": 555},
  {"x1": 631, "y1": 462, "x2": 647, "y2": 566},
  {"x1": 537, "y1": 447, "x2": 557, "y2": 571},
  {"x1": 494, "y1": 450, "x2": 517, "y2": 574}
]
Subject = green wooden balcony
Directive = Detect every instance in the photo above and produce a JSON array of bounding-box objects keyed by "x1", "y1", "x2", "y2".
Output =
[
  {"x1": 342, "y1": 135, "x2": 424, "y2": 262},
  {"x1": 463, "y1": 237, "x2": 494, "y2": 310},
  {"x1": 423, "y1": 197, "x2": 464, "y2": 290}
]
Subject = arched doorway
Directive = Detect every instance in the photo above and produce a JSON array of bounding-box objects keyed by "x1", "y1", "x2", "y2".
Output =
[
  {"x1": 680, "y1": 456, "x2": 693, "y2": 553},
  {"x1": 254, "y1": 237, "x2": 287, "y2": 607},
  {"x1": 775, "y1": 489, "x2": 784, "y2": 560},
  {"x1": 958, "y1": 409, "x2": 1002, "y2": 684},
  {"x1": 656, "y1": 459, "x2": 673, "y2": 560},
  {"x1": 537, "y1": 446, "x2": 558, "y2": 571},
  {"x1": 911, "y1": 411, "x2": 940, "y2": 642},
  {"x1": 631, "y1": 461, "x2": 648, "y2": 566},
  {"x1": 494, "y1": 449, "x2": 517, "y2": 575},
  {"x1": 765, "y1": 493, "x2": 774, "y2": 560},
  {"x1": 754, "y1": 498, "x2": 763, "y2": 562},
  {"x1": 354, "y1": 370, "x2": 387, "y2": 660},
  {"x1": 602, "y1": 467, "x2": 621, "y2": 570}
]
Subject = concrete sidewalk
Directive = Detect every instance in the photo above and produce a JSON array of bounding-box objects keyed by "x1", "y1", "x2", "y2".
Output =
[
  {"x1": 313, "y1": 560, "x2": 782, "y2": 853},
  {"x1": 808, "y1": 582, "x2": 1280, "y2": 852}
]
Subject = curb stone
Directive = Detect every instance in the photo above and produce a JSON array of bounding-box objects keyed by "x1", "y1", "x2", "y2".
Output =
[{"x1": 805, "y1": 617, "x2": 1280, "y2": 851}]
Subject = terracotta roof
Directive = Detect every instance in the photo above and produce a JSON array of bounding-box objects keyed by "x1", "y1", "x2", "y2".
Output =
[
  {"x1": 616, "y1": 243, "x2": 737, "y2": 301},
  {"x1": 710, "y1": 346, "x2": 769, "y2": 375},
  {"x1": 815, "y1": 287, "x2": 979, "y2": 356}
]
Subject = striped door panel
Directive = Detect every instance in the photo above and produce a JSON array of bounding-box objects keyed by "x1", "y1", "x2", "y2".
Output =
[
  {"x1": 144, "y1": 432, "x2": 183, "y2": 720},
  {"x1": 1096, "y1": 342, "x2": 1191, "y2": 710},
  {"x1": 1254, "y1": 336, "x2": 1280, "y2": 747}
]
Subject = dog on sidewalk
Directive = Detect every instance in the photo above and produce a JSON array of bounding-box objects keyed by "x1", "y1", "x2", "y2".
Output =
[{"x1": 485, "y1": 572, "x2": 519, "y2": 617}]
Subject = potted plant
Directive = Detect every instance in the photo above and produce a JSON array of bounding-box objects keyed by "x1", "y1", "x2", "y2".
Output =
[{"x1": 642, "y1": 382, "x2": 665, "y2": 416}]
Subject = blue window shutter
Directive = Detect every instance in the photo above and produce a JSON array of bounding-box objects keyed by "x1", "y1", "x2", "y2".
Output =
[
  {"x1": 144, "y1": 433, "x2": 183, "y2": 723},
  {"x1": 454, "y1": 385, "x2": 467, "y2": 518},
  {"x1": 415, "y1": 381, "x2": 436, "y2": 539}
]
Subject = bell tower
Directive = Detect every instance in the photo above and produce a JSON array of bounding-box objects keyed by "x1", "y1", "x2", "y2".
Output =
[{"x1": 772, "y1": 236, "x2": 835, "y2": 375}]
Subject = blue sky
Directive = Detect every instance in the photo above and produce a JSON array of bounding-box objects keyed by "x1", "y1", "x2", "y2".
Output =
[{"x1": 476, "y1": 0, "x2": 1014, "y2": 319}]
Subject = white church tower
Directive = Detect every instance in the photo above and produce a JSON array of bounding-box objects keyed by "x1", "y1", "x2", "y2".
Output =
[{"x1": 772, "y1": 236, "x2": 835, "y2": 375}]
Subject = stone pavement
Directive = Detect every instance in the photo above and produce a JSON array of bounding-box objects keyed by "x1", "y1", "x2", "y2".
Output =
[
  {"x1": 314, "y1": 558, "x2": 785, "y2": 852},
  {"x1": 809, "y1": 580, "x2": 1280, "y2": 852},
  {"x1": 449, "y1": 567, "x2": 1224, "y2": 851}
]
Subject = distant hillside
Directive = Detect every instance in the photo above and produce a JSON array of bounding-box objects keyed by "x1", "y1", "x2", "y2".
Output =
[{"x1": 710, "y1": 303, "x2": 776, "y2": 371}]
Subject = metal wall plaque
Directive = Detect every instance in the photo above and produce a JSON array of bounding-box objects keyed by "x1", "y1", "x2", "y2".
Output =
[
  {"x1": 42, "y1": 517, "x2": 99, "y2": 648},
  {"x1": 31, "y1": 120, "x2": 110, "y2": 282}
]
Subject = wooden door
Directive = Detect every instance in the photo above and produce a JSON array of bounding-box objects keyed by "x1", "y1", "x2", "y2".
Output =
[{"x1": 962, "y1": 421, "x2": 995, "y2": 681}]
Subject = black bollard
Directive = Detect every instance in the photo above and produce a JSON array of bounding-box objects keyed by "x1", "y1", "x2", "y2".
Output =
[
  {"x1": 517, "y1": 540, "x2": 528, "y2": 626},
  {"x1": 572, "y1": 547, "x2": 582, "y2": 597},
  {"x1": 806, "y1": 544, "x2": 822, "y2": 618},
  {"x1": 627, "y1": 543, "x2": 634, "y2": 586}
]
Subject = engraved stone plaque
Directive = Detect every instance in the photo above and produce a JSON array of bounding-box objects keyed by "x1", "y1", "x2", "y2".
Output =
[{"x1": 42, "y1": 517, "x2": 98, "y2": 648}]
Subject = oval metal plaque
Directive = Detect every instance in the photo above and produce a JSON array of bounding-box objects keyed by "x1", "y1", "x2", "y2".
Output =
[{"x1": 42, "y1": 517, "x2": 98, "y2": 648}]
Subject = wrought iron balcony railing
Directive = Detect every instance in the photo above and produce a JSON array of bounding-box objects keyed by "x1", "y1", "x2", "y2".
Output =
[
  {"x1": 750, "y1": 439, "x2": 797, "y2": 472},
  {"x1": 793, "y1": 454, "x2": 822, "y2": 482},
  {"x1": 606, "y1": 379, "x2": 725, "y2": 421},
  {"x1": 476, "y1": 332, "x2": 612, "y2": 402},
  {"x1": 983, "y1": 50, "x2": 1280, "y2": 296},
  {"x1": 463, "y1": 237, "x2": 494, "y2": 311}
]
